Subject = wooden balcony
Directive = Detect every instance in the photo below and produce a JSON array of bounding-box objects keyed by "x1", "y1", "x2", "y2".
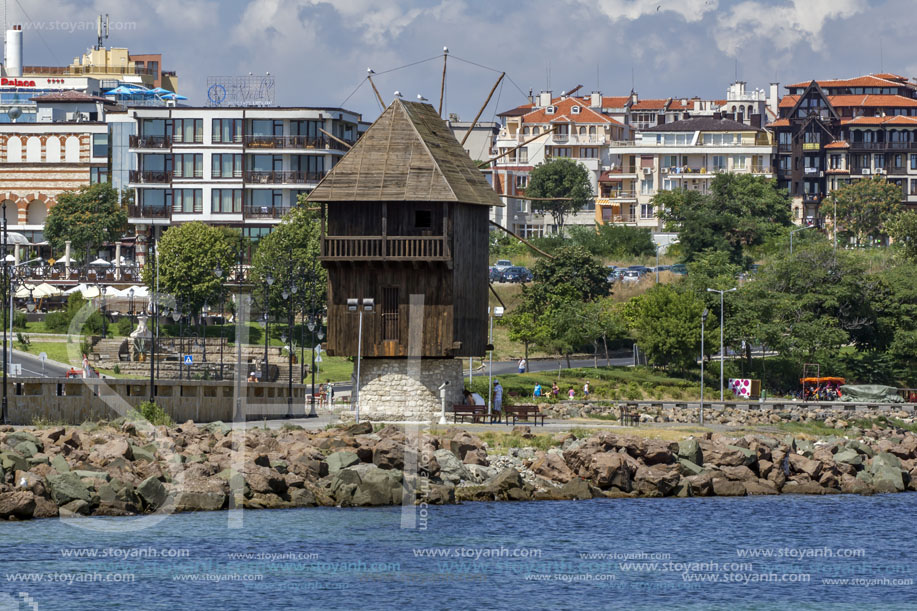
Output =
[{"x1": 321, "y1": 235, "x2": 450, "y2": 261}]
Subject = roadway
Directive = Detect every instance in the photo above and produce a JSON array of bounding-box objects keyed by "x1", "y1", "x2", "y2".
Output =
[{"x1": 10, "y1": 349, "x2": 72, "y2": 378}]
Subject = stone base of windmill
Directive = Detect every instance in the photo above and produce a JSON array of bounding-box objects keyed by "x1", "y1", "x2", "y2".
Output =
[{"x1": 344, "y1": 358, "x2": 465, "y2": 423}]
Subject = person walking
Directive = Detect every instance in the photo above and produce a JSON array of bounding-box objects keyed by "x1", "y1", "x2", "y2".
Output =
[
  {"x1": 583, "y1": 381, "x2": 590, "y2": 398},
  {"x1": 518, "y1": 358, "x2": 527, "y2": 374},
  {"x1": 533, "y1": 382, "x2": 542, "y2": 399},
  {"x1": 551, "y1": 382, "x2": 559, "y2": 399},
  {"x1": 492, "y1": 380, "x2": 503, "y2": 423}
]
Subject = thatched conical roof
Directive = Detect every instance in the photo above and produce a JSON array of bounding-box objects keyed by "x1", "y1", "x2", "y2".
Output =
[{"x1": 306, "y1": 99, "x2": 503, "y2": 207}]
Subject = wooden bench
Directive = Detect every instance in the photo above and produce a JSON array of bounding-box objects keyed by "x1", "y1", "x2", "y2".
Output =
[
  {"x1": 453, "y1": 404, "x2": 488, "y2": 424},
  {"x1": 504, "y1": 404, "x2": 546, "y2": 426}
]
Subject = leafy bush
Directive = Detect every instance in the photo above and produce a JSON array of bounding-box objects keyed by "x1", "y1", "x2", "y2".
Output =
[
  {"x1": 45, "y1": 311, "x2": 70, "y2": 332},
  {"x1": 133, "y1": 400, "x2": 172, "y2": 426},
  {"x1": 116, "y1": 317, "x2": 134, "y2": 337},
  {"x1": 112, "y1": 364, "x2": 121, "y2": 374}
]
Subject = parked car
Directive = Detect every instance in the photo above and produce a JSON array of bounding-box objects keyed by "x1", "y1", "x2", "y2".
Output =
[
  {"x1": 670, "y1": 263, "x2": 687, "y2": 276},
  {"x1": 656, "y1": 265, "x2": 671, "y2": 272},
  {"x1": 488, "y1": 266, "x2": 503, "y2": 282},
  {"x1": 501, "y1": 266, "x2": 533, "y2": 283},
  {"x1": 627, "y1": 265, "x2": 650, "y2": 274},
  {"x1": 620, "y1": 270, "x2": 644, "y2": 283},
  {"x1": 493, "y1": 259, "x2": 513, "y2": 273}
]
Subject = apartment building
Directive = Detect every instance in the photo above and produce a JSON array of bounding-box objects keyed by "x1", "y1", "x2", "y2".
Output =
[
  {"x1": 770, "y1": 73, "x2": 917, "y2": 224},
  {"x1": 596, "y1": 116, "x2": 774, "y2": 228},
  {"x1": 493, "y1": 81, "x2": 779, "y2": 235},
  {"x1": 493, "y1": 93, "x2": 628, "y2": 236},
  {"x1": 122, "y1": 106, "x2": 363, "y2": 265}
]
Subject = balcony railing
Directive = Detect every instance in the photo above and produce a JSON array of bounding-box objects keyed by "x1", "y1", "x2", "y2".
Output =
[
  {"x1": 244, "y1": 206, "x2": 291, "y2": 219},
  {"x1": 129, "y1": 170, "x2": 173, "y2": 183},
  {"x1": 849, "y1": 141, "x2": 917, "y2": 152},
  {"x1": 127, "y1": 204, "x2": 170, "y2": 219},
  {"x1": 242, "y1": 135, "x2": 352, "y2": 151},
  {"x1": 129, "y1": 135, "x2": 171, "y2": 149},
  {"x1": 321, "y1": 236, "x2": 449, "y2": 261},
  {"x1": 243, "y1": 170, "x2": 323, "y2": 184},
  {"x1": 778, "y1": 144, "x2": 793, "y2": 153},
  {"x1": 598, "y1": 192, "x2": 637, "y2": 200}
]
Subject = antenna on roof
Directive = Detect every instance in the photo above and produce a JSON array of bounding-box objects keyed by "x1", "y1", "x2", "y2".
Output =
[
  {"x1": 439, "y1": 46, "x2": 448, "y2": 116},
  {"x1": 366, "y1": 67, "x2": 384, "y2": 111},
  {"x1": 96, "y1": 14, "x2": 109, "y2": 50},
  {"x1": 880, "y1": 40, "x2": 884, "y2": 73}
]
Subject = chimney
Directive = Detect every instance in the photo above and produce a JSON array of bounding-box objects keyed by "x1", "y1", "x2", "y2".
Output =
[
  {"x1": 5, "y1": 25, "x2": 23, "y2": 77},
  {"x1": 528, "y1": 88, "x2": 534, "y2": 105},
  {"x1": 630, "y1": 91, "x2": 638, "y2": 104},
  {"x1": 713, "y1": 111, "x2": 722, "y2": 120},
  {"x1": 693, "y1": 99, "x2": 701, "y2": 112},
  {"x1": 750, "y1": 114, "x2": 762, "y2": 128},
  {"x1": 590, "y1": 91, "x2": 601, "y2": 108},
  {"x1": 538, "y1": 90, "x2": 552, "y2": 107},
  {"x1": 768, "y1": 83, "x2": 779, "y2": 117}
]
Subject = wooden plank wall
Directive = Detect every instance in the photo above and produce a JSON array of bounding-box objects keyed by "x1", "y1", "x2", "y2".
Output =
[{"x1": 451, "y1": 203, "x2": 489, "y2": 357}]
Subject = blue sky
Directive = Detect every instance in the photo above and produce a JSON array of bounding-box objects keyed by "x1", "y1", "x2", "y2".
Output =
[{"x1": 8, "y1": 0, "x2": 911, "y2": 123}]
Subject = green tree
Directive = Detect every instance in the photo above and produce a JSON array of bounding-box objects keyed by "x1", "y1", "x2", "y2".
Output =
[
  {"x1": 142, "y1": 222, "x2": 236, "y2": 316},
  {"x1": 525, "y1": 158, "x2": 593, "y2": 232},
  {"x1": 566, "y1": 224, "x2": 656, "y2": 259},
  {"x1": 44, "y1": 183, "x2": 128, "y2": 263},
  {"x1": 630, "y1": 284, "x2": 704, "y2": 371},
  {"x1": 829, "y1": 176, "x2": 902, "y2": 247},
  {"x1": 529, "y1": 245, "x2": 610, "y2": 305},
  {"x1": 655, "y1": 173, "x2": 791, "y2": 265},
  {"x1": 887, "y1": 210, "x2": 917, "y2": 261},
  {"x1": 250, "y1": 203, "x2": 325, "y2": 313}
]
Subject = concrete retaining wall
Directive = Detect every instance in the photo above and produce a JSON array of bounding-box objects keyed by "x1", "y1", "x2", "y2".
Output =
[{"x1": 3, "y1": 378, "x2": 309, "y2": 425}]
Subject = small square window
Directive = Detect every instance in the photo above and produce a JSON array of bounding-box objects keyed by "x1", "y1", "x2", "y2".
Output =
[{"x1": 415, "y1": 209, "x2": 432, "y2": 228}]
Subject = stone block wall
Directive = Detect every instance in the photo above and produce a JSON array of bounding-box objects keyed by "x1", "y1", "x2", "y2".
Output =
[{"x1": 352, "y1": 358, "x2": 464, "y2": 422}]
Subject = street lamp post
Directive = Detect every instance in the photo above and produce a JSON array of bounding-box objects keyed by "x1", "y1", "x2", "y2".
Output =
[
  {"x1": 262, "y1": 272, "x2": 274, "y2": 382},
  {"x1": 172, "y1": 306, "x2": 183, "y2": 380},
  {"x1": 348, "y1": 297, "x2": 374, "y2": 424},
  {"x1": 1, "y1": 201, "x2": 7, "y2": 425},
  {"x1": 706, "y1": 287, "x2": 737, "y2": 401},
  {"x1": 148, "y1": 237, "x2": 156, "y2": 404},
  {"x1": 281, "y1": 282, "x2": 297, "y2": 417},
  {"x1": 214, "y1": 263, "x2": 225, "y2": 379},
  {"x1": 128, "y1": 287, "x2": 135, "y2": 323},
  {"x1": 487, "y1": 306, "x2": 504, "y2": 417},
  {"x1": 201, "y1": 302, "x2": 209, "y2": 364},
  {"x1": 700, "y1": 308, "x2": 708, "y2": 425}
]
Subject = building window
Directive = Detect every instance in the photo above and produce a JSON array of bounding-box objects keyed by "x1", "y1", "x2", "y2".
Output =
[
  {"x1": 829, "y1": 154, "x2": 841, "y2": 169},
  {"x1": 514, "y1": 175, "x2": 528, "y2": 189},
  {"x1": 911, "y1": 180, "x2": 917, "y2": 195},
  {"x1": 172, "y1": 189, "x2": 202, "y2": 213},
  {"x1": 90, "y1": 167, "x2": 108, "y2": 184},
  {"x1": 212, "y1": 119, "x2": 243, "y2": 143},
  {"x1": 580, "y1": 148, "x2": 597, "y2": 159},
  {"x1": 712, "y1": 155, "x2": 726, "y2": 171},
  {"x1": 211, "y1": 189, "x2": 242, "y2": 213},
  {"x1": 911, "y1": 154, "x2": 917, "y2": 170},
  {"x1": 875, "y1": 154, "x2": 885, "y2": 169},
  {"x1": 640, "y1": 204, "x2": 654, "y2": 219},
  {"x1": 640, "y1": 177, "x2": 654, "y2": 195},
  {"x1": 551, "y1": 147, "x2": 571, "y2": 158},
  {"x1": 894, "y1": 154, "x2": 904, "y2": 169},
  {"x1": 173, "y1": 154, "x2": 203, "y2": 178},
  {"x1": 518, "y1": 148, "x2": 528, "y2": 163},
  {"x1": 703, "y1": 133, "x2": 735, "y2": 146},
  {"x1": 212, "y1": 154, "x2": 242, "y2": 178},
  {"x1": 248, "y1": 189, "x2": 282, "y2": 210},
  {"x1": 382, "y1": 287, "x2": 399, "y2": 341},
  {"x1": 733, "y1": 155, "x2": 746, "y2": 170},
  {"x1": 173, "y1": 119, "x2": 203, "y2": 144},
  {"x1": 92, "y1": 133, "x2": 109, "y2": 158},
  {"x1": 414, "y1": 209, "x2": 432, "y2": 229}
]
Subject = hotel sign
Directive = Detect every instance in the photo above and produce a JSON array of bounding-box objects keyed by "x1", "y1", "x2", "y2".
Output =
[{"x1": 0, "y1": 77, "x2": 37, "y2": 87}]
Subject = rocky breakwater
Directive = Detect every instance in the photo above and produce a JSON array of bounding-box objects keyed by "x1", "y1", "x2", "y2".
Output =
[{"x1": 1, "y1": 423, "x2": 916, "y2": 521}]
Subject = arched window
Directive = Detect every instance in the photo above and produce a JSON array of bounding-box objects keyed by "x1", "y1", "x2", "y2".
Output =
[
  {"x1": 46, "y1": 136, "x2": 61, "y2": 162},
  {"x1": 2, "y1": 200, "x2": 18, "y2": 225},
  {"x1": 26, "y1": 200, "x2": 47, "y2": 225},
  {"x1": 579, "y1": 126, "x2": 586, "y2": 136},
  {"x1": 26, "y1": 136, "x2": 41, "y2": 162},
  {"x1": 6, "y1": 137, "x2": 21, "y2": 162},
  {"x1": 65, "y1": 136, "x2": 80, "y2": 162}
]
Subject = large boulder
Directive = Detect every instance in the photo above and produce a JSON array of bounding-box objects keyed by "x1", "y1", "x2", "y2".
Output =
[
  {"x1": 372, "y1": 438, "x2": 405, "y2": 470},
  {"x1": 172, "y1": 478, "x2": 227, "y2": 512},
  {"x1": 869, "y1": 453, "x2": 906, "y2": 493},
  {"x1": 137, "y1": 476, "x2": 167, "y2": 510},
  {"x1": 588, "y1": 453, "x2": 633, "y2": 491},
  {"x1": 242, "y1": 466, "x2": 287, "y2": 496},
  {"x1": 833, "y1": 448, "x2": 863, "y2": 468},
  {"x1": 449, "y1": 432, "x2": 484, "y2": 461},
  {"x1": 788, "y1": 454, "x2": 823, "y2": 480},
  {"x1": 711, "y1": 478, "x2": 746, "y2": 497},
  {"x1": 432, "y1": 449, "x2": 470, "y2": 485},
  {"x1": 351, "y1": 466, "x2": 402, "y2": 506},
  {"x1": 0, "y1": 491, "x2": 36, "y2": 519},
  {"x1": 677, "y1": 439, "x2": 703, "y2": 466},
  {"x1": 326, "y1": 451, "x2": 360, "y2": 475},
  {"x1": 530, "y1": 452, "x2": 574, "y2": 484},
  {"x1": 47, "y1": 472, "x2": 92, "y2": 506},
  {"x1": 93, "y1": 439, "x2": 133, "y2": 462},
  {"x1": 632, "y1": 465, "x2": 681, "y2": 497}
]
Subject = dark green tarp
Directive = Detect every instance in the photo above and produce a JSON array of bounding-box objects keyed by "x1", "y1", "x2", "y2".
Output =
[{"x1": 839, "y1": 385, "x2": 903, "y2": 403}]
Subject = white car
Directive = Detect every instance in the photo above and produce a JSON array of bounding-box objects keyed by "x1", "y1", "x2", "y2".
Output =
[
  {"x1": 493, "y1": 259, "x2": 513, "y2": 273},
  {"x1": 620, "y1": 270, "x2": 644, "y2": 283}
]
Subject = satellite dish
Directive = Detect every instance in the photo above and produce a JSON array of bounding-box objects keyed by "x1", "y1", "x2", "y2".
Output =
[{"x1": 7, "y1": 107, "x2": 22, "y2": 122}]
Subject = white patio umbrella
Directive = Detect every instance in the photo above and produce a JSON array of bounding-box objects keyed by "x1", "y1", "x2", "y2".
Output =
[
  {"x1": 33, "y1": 283, "x2": 63, "y2": 298},
  {"x1": 14, "y1": 283, "x2": 37, "y2": 299},
  {"x1": 53, "y1": 255, "x2": 74, "y2": 265},
  {"x1": 80, "y1": 285, "x2": 102, "y2": 299},
  {"x1": 89, "y1": 258, "x2": 111, "y2": 266}
]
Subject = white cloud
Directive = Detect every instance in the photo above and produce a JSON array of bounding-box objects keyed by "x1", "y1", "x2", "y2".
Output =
[
  {"x1": 715, "y1": 0, "x2": 864, "y2": 56},
  {"x1": 574, "y1": 0, "x2": 719, "y2": 23}
]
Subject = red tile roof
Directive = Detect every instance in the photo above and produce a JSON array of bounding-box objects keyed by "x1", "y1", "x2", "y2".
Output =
[
  {"x1": 830, "y1": 94, "x2": 917, "y2": 107},
  {"x1": 521, "y1": 97, "x2": 621, "y2": 125},
  {"x1": 600, "y1": 96, "x2": 631, "y2": 107},
  {"x1": 768, "y1": 118, "x2": 790, "y2": 127},
  {"x1": 786, "y1": 75, "x2": 912, "y2": 89},
  {"x1": 631, "y1": 99, "x2": 668, "y2": 110},
  {"x1": 778, "y1": 95, "x2": 799, "y2": 108},
  {"x1": 842, "y1": 115, "x2": 917, "y2": 126},
  {"x1": 824, "y1": 141, "x2": 849, "y2": 149}
]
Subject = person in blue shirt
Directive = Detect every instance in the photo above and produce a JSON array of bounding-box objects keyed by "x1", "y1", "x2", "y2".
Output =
[
  {"x1": 533, "y1": 383, "x2": 542, "y2": 398},
  {"x1": 492, "y1": 380, "x2": 503, "y2": 423}
]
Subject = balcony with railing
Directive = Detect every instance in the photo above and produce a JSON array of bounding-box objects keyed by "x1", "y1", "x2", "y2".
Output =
[
  {"x1": 321, "y1": 235, "x2": 449, "y2": 261},
  {"x1": 849, "y1": 141, "x2": 917, "y2": 152},
  {"x1": 244, "y1": 206, "x2": 291, "y2": 220},
  {"x1": 243, "y1": 170, "x2": 323, "y2": 185},
  {"x1": 127, "y1": 204, "x2": 170, "y2": 219},
  {"x1": 129, "y1": 170, "x2": 173, "y2": 184},
  {"x1": 242, "y1": 135, "x2": 352, "y2": 151},
  {"x1": 129, "y1": 135, "x2": 171, "y2": 149}
]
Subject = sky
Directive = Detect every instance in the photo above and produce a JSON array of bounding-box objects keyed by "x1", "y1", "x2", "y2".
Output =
[{"x1": 6, "y1": 0, "x2": 915, "y2": 124}]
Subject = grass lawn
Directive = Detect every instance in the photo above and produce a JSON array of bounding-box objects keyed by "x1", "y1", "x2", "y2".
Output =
[
  {"x1": 16, "y1": 341, "x2": 79, "y2": 367},
  {"x1": 313, "y1": 355, "x2": 352, "y2": 384}
]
